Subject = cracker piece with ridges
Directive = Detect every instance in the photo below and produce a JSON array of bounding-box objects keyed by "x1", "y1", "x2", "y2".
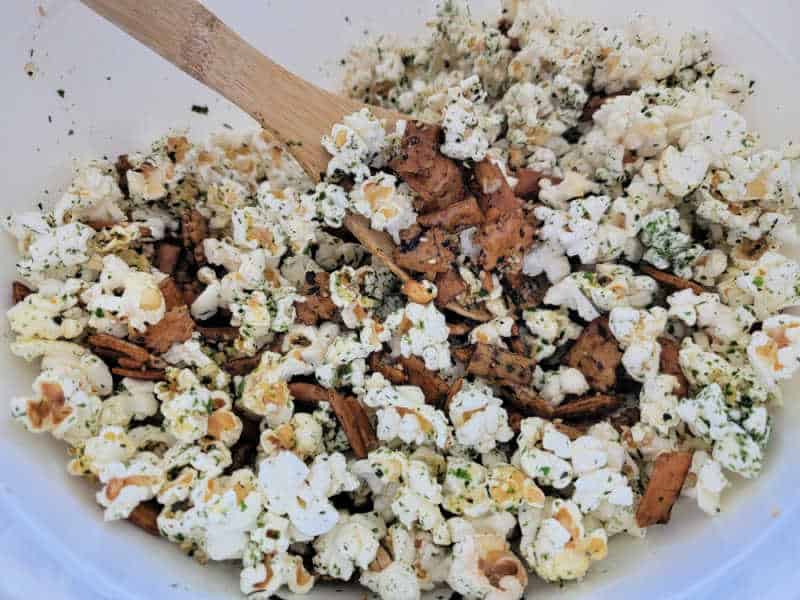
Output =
[
  {"x1": 565, "y1": 316, "x2": 622, "y2": 392},
  {"x1": 636, "y1": 451, "x2": 693, "y2": 527}
]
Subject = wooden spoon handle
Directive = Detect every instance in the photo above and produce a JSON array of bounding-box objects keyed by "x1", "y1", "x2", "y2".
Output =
[{"x1": 80, "y1": 0, "x2": 373, "y2": 178}]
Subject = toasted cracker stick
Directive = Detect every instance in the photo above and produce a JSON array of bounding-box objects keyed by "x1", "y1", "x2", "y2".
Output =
[
  {"x1": 128, "y1": 501, "x2": 161, "y2": 536},
  {"x1": 640, "y1": 264, "x2": 706, "y2": 295},
  {"x1": 552, "y1": 394, "x2": 622, "y2": 420},
  {"x1": 636, "y1": 451, "x2": 693, "y2": 527},
  {"x1": 467, "y1": 343, "x2": 534, "y2": 386}
]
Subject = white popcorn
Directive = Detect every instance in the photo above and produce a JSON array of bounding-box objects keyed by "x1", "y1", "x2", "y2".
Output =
[
  {"x1": 639, "y1": 374, "x2": 681, "y2": 435},
  {"x1": 53, "y1": 165, "x2": 125, "y2": 225},
  {"x1": 350, "y1": 172, "x2": 417, "y2": 244},
  {"x1": 239, "y1": 352, "x2": 294, "y2": 427},
  {"x1": 96, "y1": 451, "x2": 164, "y2": 521},
  {"x1": 447, "y1": 533, "x2": 527, "y2": 600},
  {"x1": 658, "y1": 144, "x2": 710, "y2": 197},
  {"x1": 4, "y1": 214, "x2": 94, "y2": 282},
  {"x1": 323, "y1": 109, "x2": 389, "y2": 181},
  {"x1": 469, "y1": 316, "x2": 515, "y2": 348},
  {"x1": 10, "y1": 370, "x2": 102, "y2": 446},
  {"x1": 520, "y1": 499, "x2": 608, "y2": 583},
  {"x1": 393, "y1": 302, "x2": 452, "y2": 372},
  {"x1": 543, "y1": 275, "x2": 600, "y2": 321},
  {"x1": 240, "y1": 551, "x2": 314, "y2": 598},
  {"x1": 533, "y1": 366, "x2": 589, "y2": 406},
  {"x1": 258, "y1": 451, "x2": 355, "y2": 538},
  {"x1": 99, "y1": 378, "x2": 158, "y2": 428},
  {"x1": 83, "y1": 255, "x2": 166, "y2": 333},
  {"x1": 7, "y1": 279, "x2": 86, "y2": 341},
  {"x1": 10, "y1": 339, "x2": 113, "y2": 396},
  {"x1": 538, "y1": 171, "x2": 599, "y2": 210},
  {"x1": 449, "y1": 379, "x2": 514, "y2": 453},
  {"x1": 157, "y1": 369, "x2": 240, "y2": 446},
  {"x1": 747, "y1": 314, "x2": 800, "y2": 389},
  {"x1": 513, "y1": 418, "x2": 574, "y2": 490},
  {"x1": 363, "y1": 373, "x2": 452, "y2": 449},
  {"x1": 440, "y1": 76, "x2": 491, "y2": 161},
  {"x1": 260, "y1": 413, "x2": 324, "y2": 460},
  {"x1": 313, "y1": 512, "x2": 385, "y2": 581},
  {"x1": 735, "y1": 251, "x2": 800, "y2": 319},
  {"x1": 306, "y1": 182, "x2": 350, "y2": 228},
  {"x1": 678, "y1": 383, "x2": 768, "y2": 478},
  {"x1": 522, "y1": 308, "x2": 582, "y2": 361},
  {"x1": 609, "y1": 306, "x2": 667, "y2": 381},
  {"x1": 443, "y1": 458, "x2": 491, "y2": 517},
  {"x1": 682, "y1": 450, "x2": 729, "y2": 515}
]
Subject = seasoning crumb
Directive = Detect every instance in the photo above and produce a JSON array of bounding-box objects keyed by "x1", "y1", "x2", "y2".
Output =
[
  {"x1": 24, "y1": 62, "x2": 37, "y2": 78},
  {"x1": 771, "y1": 507, "x2": 781, "y2": 518},
  {"x1": 191, "y1": 104, "x2": 209, "y2": 115},
  {"x1": 67, "y1": 129, "x2": 74, "y2": 136},
  {"x1": 56, "y1": 89, "x2": 65, "y2": 98}
]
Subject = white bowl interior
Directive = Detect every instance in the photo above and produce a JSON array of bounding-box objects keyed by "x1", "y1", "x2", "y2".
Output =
[{"x1": 1, "y1": 1, "x2": 799, "y2": 598}]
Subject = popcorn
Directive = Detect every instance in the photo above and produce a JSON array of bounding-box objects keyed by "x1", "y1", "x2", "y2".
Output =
[
  {"x1": 363, "y1": 373, "x2": 452, "y2": 449},
  {"x1": 520, "y1": 498, "x2": 608, "y2": 582},
  {"x1": 240, "y1": 551, "x2": 314, "y2": 598},
  {"x1": 99, "y1": 378, "x2": 158, "y2": 428},
  {"x1": 440, "y1": 76, "x2": 491, "y2": 161},
  {"x1": 443, "y1": 458, "x2": 491, "y2": 517},
  {"x1": 323, "y1": 109, "x2": 390, "y2": 181},
  {"x1": 7, "y1": 279, "x2": 86, "y2": 341},
  {"x1": 391, "y1": 302, "x2": 452, "y2": 372},
  {"x1": 449, "y1": 379, "x2": 514, "y2": 453},
  {"x1": 469, "y1": 316, "x2": 515, "y2": 348},
  {"x1": 522, "y1": 308, "x2": 582, "y2": 361},
  {"x1": 748, "y1": 314, "x2": 800, "y2": 388},
  {"x1": 533, "y1": 366, "x2": 589, "y2": 406},
  {"x1": 609, "y1": 306, "x2": 667, "y2": 381},
  {"x1": 658, "y1": 145, "x2": 710, "y2": 197},
  {"x1": 678, "y1": 383, "x2": 768, "y2": 478},
  {"x1": 350, "y1": 172, "x2": 417, "y2": 244},
  {"x1": 54, "y1": 165, "x2": 126, "y2": 225},
  {"x1": 314, "y1": 333, "x2": 373, "y2": 392},
  {"x1": 157, "y1": 368, "x2": 240, "y2": 445},
  {"x1": 239, "y1": 352, "x2": 294, "y2": 427},
  {"x1": 9, "y1": 340, "x2": 113, "y2": 396},
  {"x1": 486, "y1": 464, "x2": 545, "y2": 512},
  {"x1": 640, "y1": 209, "x2": 704, "y2": 278},
  {"x1": 735, "y1": 251, "x2": 800, "y2": 319},
  {"x1": 682, "y1": 450, "x2": 729, "y2": 515},
  {"x1": 639, "y1": 374, "x2": 681, "y2": 435},
  {"x1": 447, "y1": 533, "x2": 527, "y2": 600},
  {"x1": 10, "y1": 370, "x2": 102, "y2": 446},
  {"x1": 83, "y1": 255, "x2": 166, "y2": 333},
  {"x1": 258, "y1": 451, "x2": 355, "y2": 538},
  {"x1": 513, "y1": 418, "x2": 574, "y2": 490},
  {"x1": 305, "y1": 182, "x2": 349, "y2": 228},
  {"x1": 96, "y1": 451, "x2": 164, "y2": 521},
  {"x1": 313, "y1": 512, "x2": 385, "y2": 580},
  {"x1": 4, "y1": 214, "x2": 94, "y2": 282}
]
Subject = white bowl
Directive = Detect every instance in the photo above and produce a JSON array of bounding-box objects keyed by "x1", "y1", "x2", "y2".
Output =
[{"x1": 1, "y1": 1, "x2": 799, "y2": 598}]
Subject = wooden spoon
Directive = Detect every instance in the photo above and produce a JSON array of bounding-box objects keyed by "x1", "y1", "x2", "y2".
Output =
[
  {"x1": 79, "y1": 0, "x2": 491, "y2": 322},
  {"x1": 79, "y1": 0, "x2": 402, "y2": 180}
]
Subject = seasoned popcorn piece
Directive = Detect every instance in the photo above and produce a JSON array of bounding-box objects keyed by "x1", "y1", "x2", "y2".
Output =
[
  {"x1": 635, "y1": 451, "x2": 692, "y2": 527},
  {"x1": 681, "y1": 450, "x2": 729, "y2": 516},
  {"x1": 532, "y1": 366, "x2": 589, "y2": 407},
  {"x1": 313, "y1": 512, "x2": 386, "y2": 581},
  {"x1": 609, "y1": 306, "x2": 668, "y2": 382},
  {"x1": 447, "y1": 533, "x2": 527, "y2": 600},
  {"x1": 389, "y1": 121, "x2": 466, "y2": 212},
  {"x1": 519, "y1": 499, "x2": 608, "y2": 583},
  {"x1": 565, "y1": 316, "x2": 622, "y2": 392},
  {"x1": 350, "y1": 172, "x2": 418, "y2": 244},
  {"x1": 748, "y1": 314, "x2": 800, "y2": 388},
  {"x1": 449, "y1": 379, "x2": 514, "y2": 453}
]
